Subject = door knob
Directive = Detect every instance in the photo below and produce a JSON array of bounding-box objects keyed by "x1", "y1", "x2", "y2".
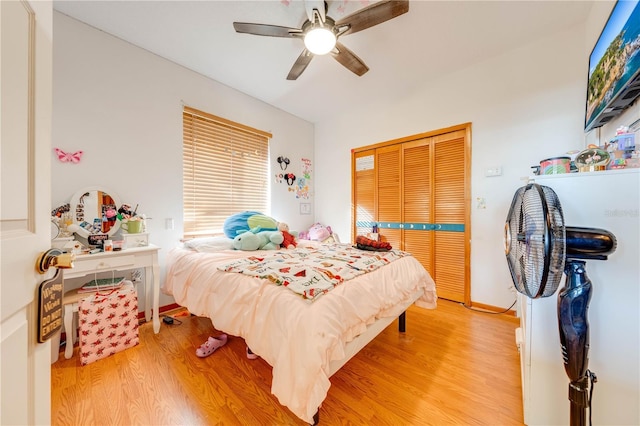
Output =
[{"x1": 35, "y1": 248, "x2": 75, "y2": 274}]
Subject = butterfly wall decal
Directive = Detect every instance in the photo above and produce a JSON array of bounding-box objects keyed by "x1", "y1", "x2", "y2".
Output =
[{"x1": 54, "y1": 148, "x2": 83, "y2": 163}]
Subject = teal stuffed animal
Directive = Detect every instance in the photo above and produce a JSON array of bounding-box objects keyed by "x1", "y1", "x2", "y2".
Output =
[
  {"x1": 223, "y1": 211, "x2": 279, "y2": 239},
  {"x1": 232, "y1": 231, "x2": 261, "y2": 250},
  {"x1": 256, "y1": 230, "x2": 284, "y2": 250},
  {"x1": 233, "y1": 230, "x2": 284, "y2": 251}
]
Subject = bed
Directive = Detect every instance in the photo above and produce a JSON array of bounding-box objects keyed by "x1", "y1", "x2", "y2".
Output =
[{"x1": 162, "y1": 238, "x2": 437, "y2": 424}]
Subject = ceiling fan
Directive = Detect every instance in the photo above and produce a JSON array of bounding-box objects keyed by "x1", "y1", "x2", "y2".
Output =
[{"x1": 233, "y1": 0, "x2": 409, "y2": 80}]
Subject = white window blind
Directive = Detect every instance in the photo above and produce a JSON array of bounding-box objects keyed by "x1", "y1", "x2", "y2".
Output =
[{"x1": 183, "y1": 106, "x2": 271, "y2": 237}]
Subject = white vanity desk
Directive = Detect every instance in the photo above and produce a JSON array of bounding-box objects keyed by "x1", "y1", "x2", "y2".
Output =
[{"x1": 62, "y1": 244, "x2": 160, "y2": 359}]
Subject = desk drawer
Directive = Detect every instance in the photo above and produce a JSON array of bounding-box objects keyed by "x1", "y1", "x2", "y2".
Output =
[{"x1": 68, "y1": 255, "x2": 136, "y2": 276}]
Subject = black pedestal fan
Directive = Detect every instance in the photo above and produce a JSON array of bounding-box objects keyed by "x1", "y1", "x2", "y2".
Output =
[{"x1": 504, "y1": 183, "x2": 617, "y2": 426}]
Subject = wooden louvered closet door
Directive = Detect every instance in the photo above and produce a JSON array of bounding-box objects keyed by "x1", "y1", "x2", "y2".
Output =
[
  {"x1": 432, "y1": 130, "x2": 467, "y2": 302},
  {"x1": 376, "y1": 145, "x2": 402, "y2": 249},
  {"x1": 352, "y1": 124, "x2": 470, "y2": 304},
  {"x1": 353, "y1": 150, "x2": 376, "y2": 237},
  {"x1": 402, "y1": 139, "x2": 433, "y2": 275}
]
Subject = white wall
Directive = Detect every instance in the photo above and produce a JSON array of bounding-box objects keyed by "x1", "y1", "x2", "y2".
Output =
[
  {"x1": 53, "y1": 4, "x2": 635, "y2": 313},
  {"x1": 52, "y1": 12, "x2": 315, "y2": 307},
  {"x1": 315, "y1": 22, "x2": 590, "y2": 308}
]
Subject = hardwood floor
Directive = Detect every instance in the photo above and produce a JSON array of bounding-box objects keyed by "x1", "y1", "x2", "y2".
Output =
[{"x1": 51, "y1": 299, "x2": 524, "y2": 425}]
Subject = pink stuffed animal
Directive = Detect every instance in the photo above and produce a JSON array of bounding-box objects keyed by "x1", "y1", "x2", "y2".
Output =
[{"x1": 301, "y1": 223, "x2": 334, "y2": 243}]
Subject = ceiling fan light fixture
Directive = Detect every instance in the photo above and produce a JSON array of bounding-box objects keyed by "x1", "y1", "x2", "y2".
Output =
[
  {"x1": 234, "y1": 0, "x2": 410, "y2": 79},
  {"x1": 304, "y1": 27, "x2": 336, "y2": 55}
]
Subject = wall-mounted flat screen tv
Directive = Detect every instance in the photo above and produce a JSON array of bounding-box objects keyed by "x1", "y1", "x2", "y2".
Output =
[{"x1": 586, "y1": 0, "x2": 640, "y2": 132}]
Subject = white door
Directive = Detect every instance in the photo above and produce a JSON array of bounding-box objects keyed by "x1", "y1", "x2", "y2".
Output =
[{"x1": 1, "y1": 1, "x2": 53, "y2": 424}]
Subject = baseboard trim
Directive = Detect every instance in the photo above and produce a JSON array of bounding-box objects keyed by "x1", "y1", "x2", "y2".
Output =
[
  {"x1": 135, "y1": 303, "x2": 182, "y2": 320},
  {"x1": 160, "y1": 302, "x2": 182, "y2": 313},
  {"x1": 466, "y1": 301, "x2": 518, "y2": 320}
]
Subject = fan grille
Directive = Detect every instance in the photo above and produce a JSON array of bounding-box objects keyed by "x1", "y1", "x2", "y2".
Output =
[{"x1": 505, "y1": 184, "x2": 565, "y2": 298}]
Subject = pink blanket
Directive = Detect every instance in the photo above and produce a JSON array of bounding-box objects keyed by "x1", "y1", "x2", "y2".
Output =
[{"x1": 163, "y1": 242, "x2": 437, "y2": 423}]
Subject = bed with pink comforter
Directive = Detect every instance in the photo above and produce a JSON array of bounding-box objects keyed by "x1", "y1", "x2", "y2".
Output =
[{"x1": 162, "y1": 240, "x2": 437, "y2": 424}]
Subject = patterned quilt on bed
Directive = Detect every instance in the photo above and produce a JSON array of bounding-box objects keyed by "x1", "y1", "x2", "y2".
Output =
[{"x1": 218, "y1": 245, "x2": 409, "y2": 301}]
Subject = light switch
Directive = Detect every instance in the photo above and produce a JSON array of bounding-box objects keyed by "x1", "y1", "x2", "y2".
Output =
[
  {"x1": 485, "y1": 166, "x2": 503, "y2": 177},
  {"x1": 165, "y1": 218, "x2": 174, "y2": 230}
]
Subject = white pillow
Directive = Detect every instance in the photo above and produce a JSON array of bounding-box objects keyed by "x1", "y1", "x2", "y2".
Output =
[{"x1": 184, "y1": 236, "x2": 234, "y2": 252}]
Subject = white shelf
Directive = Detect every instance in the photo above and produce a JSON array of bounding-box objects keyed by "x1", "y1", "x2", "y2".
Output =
[{"x1": 531, "y1": 167, "x2": 640, "y2": 180}]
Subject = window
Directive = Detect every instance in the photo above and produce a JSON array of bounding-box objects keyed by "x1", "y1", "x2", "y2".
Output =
[{"x1": 183, "y1": 106, "x2": 271, "y2": 237}]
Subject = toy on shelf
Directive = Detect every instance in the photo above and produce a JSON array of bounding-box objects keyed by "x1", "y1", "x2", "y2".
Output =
[
  {"x1": 626, "y1": 150, "x2": 640, "y2": 168},
  {"x1": 602, "y1": 127, "x2": 637, "y2": 169}
]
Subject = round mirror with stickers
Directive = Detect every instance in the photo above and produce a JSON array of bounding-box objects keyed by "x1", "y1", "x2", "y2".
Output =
[{"x1": 69, "y1": 186, "x2": 121, "y2": 238}]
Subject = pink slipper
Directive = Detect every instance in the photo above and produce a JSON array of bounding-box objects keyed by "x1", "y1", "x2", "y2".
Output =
[
  {"x1": 246, "y1": 346, "x2": 258, "y2": 360},
  {"x1": 196, "y1": 334, "x2": 227, "y2": 358}
]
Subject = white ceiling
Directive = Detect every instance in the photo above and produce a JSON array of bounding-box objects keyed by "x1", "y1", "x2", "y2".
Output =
[{"x1": 53, "y1": 0, "x2": 594, "y2": 123}]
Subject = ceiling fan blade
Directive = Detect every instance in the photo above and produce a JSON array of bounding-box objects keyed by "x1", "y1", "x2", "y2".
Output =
[
  {"x1": 304, "y1": 0, "x2": 326, "y2": 23},
  {"x1": 335, "y1": 0, "x2": 409, "y2": 36},
  {"x1": 287, "y1": 49, "x2": 314, "y2": 80},
  {"x1": 331, "y1": 41, "x2": 369, "y2": 76},
  {"x1": 233, "y1": 22, "x2": 303, "y2": 38}
]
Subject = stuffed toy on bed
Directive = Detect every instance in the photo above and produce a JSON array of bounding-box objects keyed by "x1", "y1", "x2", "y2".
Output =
[
  {"x1": 223, "y1": 211, "x2": 279, "y2": 239},
  {"x1": 299, "y1": 222, "x2": 335, "y2": 243},
  {"x1": 233, "y1": 230, "x2": 284, "y2": 251},
  {"x1": 277, "y1": 222, "x2": 298, "y2": 249}
]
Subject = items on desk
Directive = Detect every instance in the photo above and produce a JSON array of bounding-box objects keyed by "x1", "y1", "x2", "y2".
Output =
[{"x1": 88, "y1": 233, "x2": 109, "y2": 248}]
